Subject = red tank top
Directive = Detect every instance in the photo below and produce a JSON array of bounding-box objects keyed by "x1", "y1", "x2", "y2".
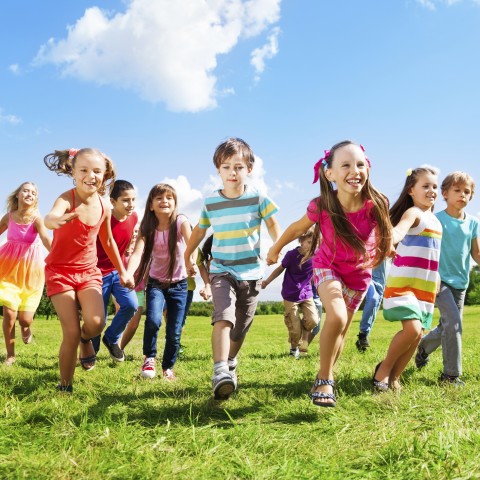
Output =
[{"x1": 45, "y1": 190, "x2": 105, "y2": 271}]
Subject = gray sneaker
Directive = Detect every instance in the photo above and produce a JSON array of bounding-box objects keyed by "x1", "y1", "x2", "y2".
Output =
[
  {"x1": 228, "y1": 357, "x2": 238, "y2": 388},
  {"x1": 414, "y1": 345, "x2": 429, "y2": 369},
  {"x1": 439, "y1": 373, "x2": 465, "y2": 387},
  {"x1": 289, "y1": 347, "x2": 300, "y2": 360},
  {"x1": 102, "y1": 335, "x2": 125, "y2": 362},
  {"x1": 212, "y1": 372, "x2": 236, "y2": 400}
]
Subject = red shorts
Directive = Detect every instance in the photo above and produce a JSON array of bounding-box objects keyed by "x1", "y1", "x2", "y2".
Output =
[{"x1": 45, "y1": 265, "x2": 103, "y2": 297}]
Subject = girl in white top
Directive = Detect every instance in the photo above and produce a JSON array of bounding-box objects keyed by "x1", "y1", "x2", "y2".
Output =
[{"x1": 127, "y1": 183, "x2": 191, "y2": 381}]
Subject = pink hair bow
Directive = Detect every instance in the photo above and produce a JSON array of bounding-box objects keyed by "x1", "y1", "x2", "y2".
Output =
[
  {"x1": 68, "y1": 148, "x2": 79, "y2": 160},
  {"x1": 360, "y1": 144, "x2": 371, "y2": 167},
  {"x1": 312, "y1": 150, "x2": 331, "y2": 184}
]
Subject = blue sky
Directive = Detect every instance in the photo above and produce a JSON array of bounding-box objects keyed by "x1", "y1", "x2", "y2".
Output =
[{"x1": 1, "y1": 0, "x2": 479, "y2": 300}]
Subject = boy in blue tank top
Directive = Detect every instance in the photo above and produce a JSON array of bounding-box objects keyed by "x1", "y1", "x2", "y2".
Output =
[{"x1": 415, "y1": 171, "x2": 480, "y2": 386}]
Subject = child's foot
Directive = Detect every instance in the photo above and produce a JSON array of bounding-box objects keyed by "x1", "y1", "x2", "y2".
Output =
[
  {"x1": 414, "y1": 345, "x2": 429, "y2": 369},
  {"x1": 4, "y1": 356, "x2": 16, "y2": 366},
  {"x1": 289, "y1": 347, "x2": 300, "y2": 360},
  {"x1": 57, "y1": 383, "x2": 73, "y2": 393},
  {"x1": 389, "y1": 379, "x2": 402, "y2": 392},
  {"x1": 79, "y1": 338, "x2": 96, "y2": 371},
  {"x1": 141, "y1": 357, "x2": 156, "y2": 378},
  {"x1": 439, "y1": 373, "x2": 465, "y2": 387},
  {"x1": 355, "y1": 332, "x2": 370, "y2": 352},
  {"x1": 212, "y1": 371, "x2": 236, "y2": 400},
  {"x1": 372, "y1": 362, "x2": 389, "y2": 393},
  {"x1": 162, "y1": 368, "x2": 176, "y2": 382},
  {"x1": 22, "y1": 328, "x2": 33, "y2": 344},
  {"x1": 228, "y1": 357, "x2": 238, "y2": 388},
  {"x1": 310, "y1": 378, "x2": 336, "y2": 407}
]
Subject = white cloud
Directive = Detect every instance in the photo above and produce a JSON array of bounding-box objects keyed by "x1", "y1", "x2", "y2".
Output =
[
  {"x1": 9, "y1": 64, "x2": 20, "y2": 75},
  {"x1": 0, "y1": 108, "x2": 21, "y2": 125},
  {"x1": 33, "y1": 0, "x2": 281, "y2": 112},
  {"x1": 251, "y1": 26, "x2": 280, "y2": 81},
  {"x1": 416, "y1": 0, "x2": 477, "y2": 8}
]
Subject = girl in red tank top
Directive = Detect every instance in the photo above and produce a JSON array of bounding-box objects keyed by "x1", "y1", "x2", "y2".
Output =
[{"x1": 44, "y1": 148, "x2": 134, "y2": 392}]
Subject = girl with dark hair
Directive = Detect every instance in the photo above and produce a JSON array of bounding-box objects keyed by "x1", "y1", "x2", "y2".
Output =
[
  {"x1": 267, "y1": 140, "x2": 392, "y2": 407},
  {"x1": 127, "y1": 183, "x2": 191, "y2": 381}
]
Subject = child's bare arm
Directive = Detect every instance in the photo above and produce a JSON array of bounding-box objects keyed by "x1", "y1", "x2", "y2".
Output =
[
  {"x1": 44, "y1": 195, "x2": 79, "y2": 229},
  {"x1": 392, "y1": 208, "x2": 420, "y2": 245},
  {"x1": 0, "y1": 213, "x2": 8, "y2": 236},
  {"x1": 34, "y1": 216, "x2": 52, "y2": 252},
  {"x1": 267, "y1": 214, "x2": 314, "y2": 265},
  {"x1": 265, "y1": 215, "x2": 281, "y2": 243},
  {"x1": 184, "y1": 225, "x2": 207, "y2": 276},
  {"x1": 261, "y1": 264, "x2": 285, "y2": 289}
]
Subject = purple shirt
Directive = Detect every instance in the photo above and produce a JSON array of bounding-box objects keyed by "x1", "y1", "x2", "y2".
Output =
[{"x1": 281, "y1": 247, "x2": 314, "y2": 302}]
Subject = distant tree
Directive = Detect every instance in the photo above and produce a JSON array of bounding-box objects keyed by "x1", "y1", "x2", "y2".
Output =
[
  {"x1": 466, "y1": 265, "x2": 480, "y2": 305},
  {"x1": 36, "y1": 286, "x2": 56, "y2": 319}
]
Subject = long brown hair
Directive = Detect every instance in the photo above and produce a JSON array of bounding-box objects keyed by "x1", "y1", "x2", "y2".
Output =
[
  {"x1": 306, "y1": 140, "x2": 392, "y2": 268},
  {"x1": 134, "y1": 183, "x2": 179, "y2": 285}
]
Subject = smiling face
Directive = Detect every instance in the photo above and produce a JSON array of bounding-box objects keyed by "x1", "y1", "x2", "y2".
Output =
[
  {"x1": 150, "y1": 189, "x2": 176, "y2": 218},
  {"x1": 16, "y1": 182, "x2": 38, "y2": 210},
  {"x1": 111, "y1": 189, "x2": 136, "y2": 218},
  {"x1": 409, "y1": 172, "x2": 438, "y2": 211},
  {"x1": 324, "y1": 144, "x2": 369, "y2": 195},
  {"x1": 72, "y1": 152, "x2": 106, "y2": 195}
]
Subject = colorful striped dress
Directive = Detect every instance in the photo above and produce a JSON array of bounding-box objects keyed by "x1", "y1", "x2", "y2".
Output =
[{"x1": 383, "y1": 208, "x2": 442, "y2": 329}]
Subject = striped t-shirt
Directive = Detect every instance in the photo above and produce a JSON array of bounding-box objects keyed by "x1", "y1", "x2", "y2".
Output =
[
  {"x1": 199, "y1": 187, "x2": 278, "y2": 280},
  {"x1": 383, "y1": 207, "x2": 442, "y2": 328}
]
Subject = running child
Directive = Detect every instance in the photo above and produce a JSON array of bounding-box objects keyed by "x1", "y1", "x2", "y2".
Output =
[
  {"x1": 126, "y1": 183, "x2": 191, "y2": 381},
  {"x1": 184, "y1": 137, "x2": 280, "y2": 400},
  {"x1": 415, "y1": 171, "x2": 479, "y2": 386},
  {"x1": 92, "y1": 180, "x2": 138, "y2": 361},
  {"x1": 0, "y1": 182, "x2": 52, "y2": 365},
  {"x1": 262, "y1": 227, "x2": 319, "y2": 358},
  {"x1": 267, "y1": 140, "x2": 392, "y2": 407},
  {"x1": 44, "y1": 148, "x2": 133, "y2": 392},
  {"x1": 374, "y1": 167, "x2": 442, "y2": 392}
]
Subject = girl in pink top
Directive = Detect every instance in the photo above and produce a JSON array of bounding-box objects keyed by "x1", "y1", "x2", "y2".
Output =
[
  {"x1": 0, "y1": 182, "x2": 51, "y2": 365},
  {"x1": 44, "y1": 148, "x2": 133, "y2": 392},
  {"x1": 127, "y1": 183, "x2": 192, "y2": 381},
  {"x1": 267, "y1": 140, "x2": 392, "y2": 407}
]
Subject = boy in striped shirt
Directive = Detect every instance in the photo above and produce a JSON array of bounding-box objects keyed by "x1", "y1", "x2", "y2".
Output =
[{"x1": 185, "y1": 138, "x2": 280, "y2": 399}]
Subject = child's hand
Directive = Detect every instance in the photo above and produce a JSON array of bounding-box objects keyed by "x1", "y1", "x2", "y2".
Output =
[
  {"x1": 261, "y1": 280, "x2": 268, "y2": 289},
  {"x1": 200, "y1": 284, "x2": 212, "y2": 300},
  {"x1": 186, "y1": 259, "x2": 198, "y2": 277},
  {"x1": 120, "y1": 272, "x2": 135, "y2": 290},
  {"x1": 50, "y1": 212, "x2": 79, "y2": 229},
  {"x1": 266, "y1": 247, "x2": 281, "y2": 266}
]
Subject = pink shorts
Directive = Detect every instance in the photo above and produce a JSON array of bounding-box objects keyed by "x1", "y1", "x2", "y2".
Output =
[
  {"x1": 313, "y1": 268, "x2": 367, "y2": 312},
  {"x1": 45, "y1": 266, "x2": 103, "y2": 297}
]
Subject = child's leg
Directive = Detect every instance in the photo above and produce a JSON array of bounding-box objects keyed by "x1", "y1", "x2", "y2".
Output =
[
  {"x1": 143, "y1": 283, "x2": 165, "y2": 359},
  {"x1": 120, "y1": 306, "x2": 143, "y2": 350},
  {"x1": 50, "y1": 291, "x2": 82, "y2": 386},
  {"x1": 435, "y1": 283, "x2": 466, "y2": 378},
  {"x1": 2, "y1": 306, "x2": 17, "y2": 361},
  {"x1": 313, "y1": 280, "x2": 349, "y2": 404},
  {"x1": 283, "y1": 300, "x2": 302, "y2": 350},
  {"x1": 212, "y1": 321, "x2": 233, "y2": 362},
  {"x1": 389, "y1": 333, "x2": 422, "y2": 387},
  {"x1": 92, "y1": 272, "x2": 114, "y2": 353},
  {"x1": 375, "y1": 319, "x2": 422, "y2": 384},
  {"x1": 17, "y1": 311, "x2": 34, "y2": 343},
  {"x1": 162, "y1": 281, "x2": 187, "y2": 371},
  {"x1": 105, "y1": 272, "x2": 138, "y2": 345}
]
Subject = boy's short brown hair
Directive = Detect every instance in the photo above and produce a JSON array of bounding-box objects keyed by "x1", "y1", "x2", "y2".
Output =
[
  {"x1": 441, "y1": 171, "x2": 475, "y2": 198},
  {"x1": 213, "y1": 137, "x2": 255, "y2": 169}
]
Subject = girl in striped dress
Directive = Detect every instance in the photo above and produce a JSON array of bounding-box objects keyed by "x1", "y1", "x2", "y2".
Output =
[{"x1": 373, "y1": 167, "x2": 442, "y2": 392}]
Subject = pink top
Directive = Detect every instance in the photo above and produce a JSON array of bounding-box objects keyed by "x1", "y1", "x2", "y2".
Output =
[
  {"x1": 306, "y1": 198, "x2": 377, "y2": 291},
  {"x1": 149, "y1": 214, "x2": 188, "y2": 283}
]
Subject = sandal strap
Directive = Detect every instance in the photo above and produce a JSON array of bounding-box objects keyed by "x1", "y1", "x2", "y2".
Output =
[
  {"x1": 310, "y1": 391, "x2": 336, "y2": 402},
  {"x1": 373, "y1": 379, "x2": 389, "y2": 391},
  {"x1": 80, "y1": 355, "x2": 96, "y2": 364},
  {"x1": 312, "y1": 378, "x2": 335, "y2": 388},
  {"x1": 80, "y1": 337, "x2": 91, "y2": 344}
]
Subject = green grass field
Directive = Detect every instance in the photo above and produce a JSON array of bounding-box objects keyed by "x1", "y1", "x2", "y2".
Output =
[{"x1": 1, "y1": 306, "x2": 480, "y2": 479}]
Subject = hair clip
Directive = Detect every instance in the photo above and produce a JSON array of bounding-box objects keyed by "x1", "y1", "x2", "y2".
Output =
[
  {"x1": 68, "y1": 148, "x2": 79, "y2": 160},
  {"x1": 312, "y1": 150, "x2": 331, "y2": 183},
  {"x1": 406, "y1": 168, "x2": 413, "y2": 177}
]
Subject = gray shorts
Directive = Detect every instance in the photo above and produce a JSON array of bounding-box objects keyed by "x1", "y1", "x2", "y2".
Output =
[{"x1": 210, "y1": 273, "x2": 262, "y2": 342}]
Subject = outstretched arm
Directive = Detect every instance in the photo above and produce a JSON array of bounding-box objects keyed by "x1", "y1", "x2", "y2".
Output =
[
  {"x1": 265, "y1": 215, "x2": 281, "y2": 243},
  {"x1": 44, "y1": 195, "x2": 79, "y2": 230},
  {"x1": 34, "y1": 216, "x2": 52, "y2": 252},
  {"x1": 261, "y1": 264, "x2": 285, "y2": 289},
  {"x1": 392, "y1": 208, "x2": 420, "y2": 245},
  {"x1": 266, "y1": 214, "x2": 314, "y2": 265}
]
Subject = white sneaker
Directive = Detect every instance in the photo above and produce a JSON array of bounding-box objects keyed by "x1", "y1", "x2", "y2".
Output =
[
  {"x1": 228, "y1": 358, "x2": 238, "y2": 388},
  {"x1": 212, "y1": 371, "x2": 235, "y2": 400},
  {"x1": 141, "y1": 357, "x2": 156, "y2": 378}
]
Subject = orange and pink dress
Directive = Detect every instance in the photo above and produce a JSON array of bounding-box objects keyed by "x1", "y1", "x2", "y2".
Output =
[{"x1": 0, "y1": 214, "x2": 45, "y2": 312}]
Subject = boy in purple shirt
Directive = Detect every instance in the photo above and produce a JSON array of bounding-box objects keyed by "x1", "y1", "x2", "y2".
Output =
[{"x1": 262, "y1": 228, "x2": 319, "y2": 357}]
